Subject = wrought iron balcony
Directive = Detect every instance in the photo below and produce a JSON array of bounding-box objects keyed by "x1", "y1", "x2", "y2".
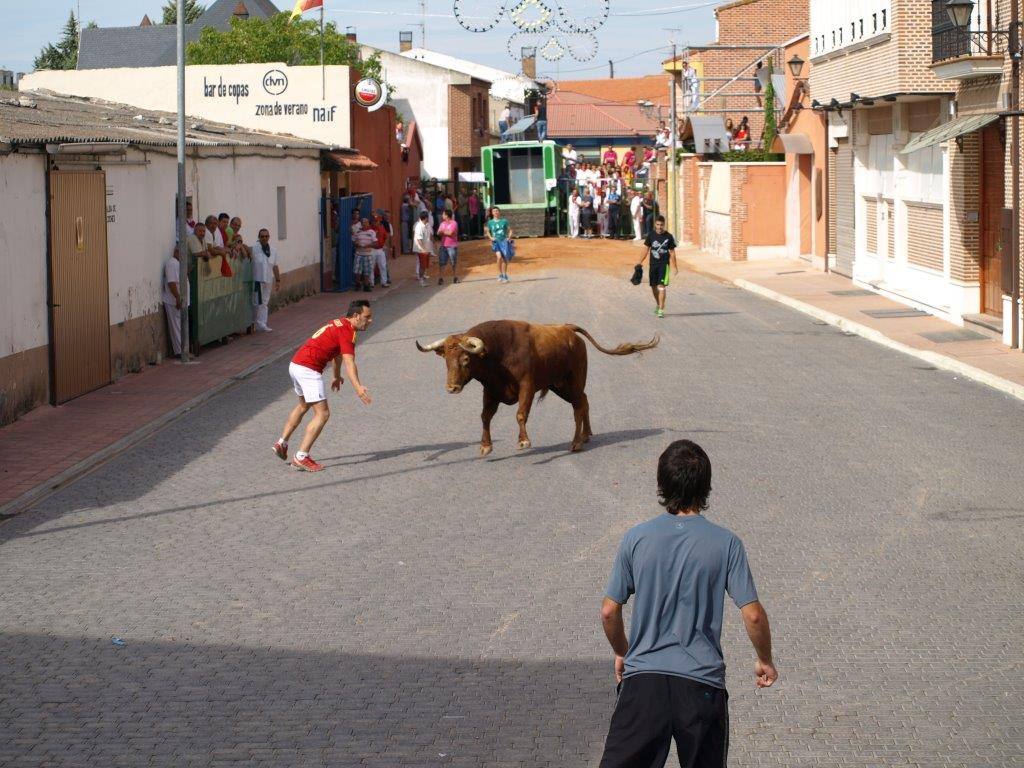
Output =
[{"x1": 930, "y1": 0, "x2": 1007, "y2": 79}]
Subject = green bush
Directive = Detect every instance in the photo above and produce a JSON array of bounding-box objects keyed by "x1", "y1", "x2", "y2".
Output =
[{"x1": 718, "y1": 149, "x2": 784, "y2": 162}]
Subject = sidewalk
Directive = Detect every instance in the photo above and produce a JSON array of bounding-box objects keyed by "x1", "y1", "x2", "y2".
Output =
[
  {"x1": 0, "y1": 271, "x2": 411, "y2": 518},
  {"x1": 680, "y1": 247, "x2": 1024, "y2": 400}
]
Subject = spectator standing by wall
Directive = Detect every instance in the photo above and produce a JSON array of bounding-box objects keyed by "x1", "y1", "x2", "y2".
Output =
[
  {"x1": 457, "y1": 193, "x2": 470, "y2": 241},
  {"x1": 400, "y1": 195, "x2": 413, "y2": 254},
  {"x1": 580, "y1": 189, "x2": 595, "y2": 239},
  {"x1": 371, "y1": 211, "x2": 390, "y2": 288},
  {"x1": 598, "y1": 440, "x2": 777, "y2": 767},
  {"x1": 568, "y1": 189, "x2": 581, "y2": 239},
  {"x1": 162, "y1": 245, "x2": 189, "y2": 357},
  {"x1": 468, "y1": 190, "x2": 481, "y2": 238},
  {"x1": 641, "y1": 193, "x2": 658, "y2": 238},
  {"x1": 352, "y1": 218, "x2": 377, "y2": 293},
  {"x1": 607, "y1": 183, "x2": 621, "y2": 240},
  {"x1": 252, "y1": 228, "x2": 281, "y2": 332},
  {"x1": 630, "y1": 191, "x2": 643, "y2": 242},
  {"x1": 437, "y1": 209, "x2": 460, "y2": 285},
  {"x1": 499, "y1": 104, "x2": 511, "y2": 142},
  {"x1": 413, "y1": 210, "x2": 434, "y2": 287}
]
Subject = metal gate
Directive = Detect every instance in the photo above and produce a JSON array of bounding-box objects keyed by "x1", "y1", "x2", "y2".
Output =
[
  {"x1": 834, "y1": 139, "x2": 855, "y2": 277},
  {"x1": 332, "y1": 194, "x2": 372, "y2": 291},
  {"x1": 48, "y1": 170, "x2": 111, "y2": 403}
]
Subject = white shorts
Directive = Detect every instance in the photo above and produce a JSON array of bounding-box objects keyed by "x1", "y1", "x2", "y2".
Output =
[{"x1": 289, "y1": 362, "x2": 326, "y2": 403}]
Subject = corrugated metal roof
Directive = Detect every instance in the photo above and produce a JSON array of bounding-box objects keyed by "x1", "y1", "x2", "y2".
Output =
[{"x1": 0, "y1": 91, "x2": 329, "y2": 151}]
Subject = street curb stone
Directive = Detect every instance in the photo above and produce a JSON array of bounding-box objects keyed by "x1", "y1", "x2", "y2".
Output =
[
  {"x1": 0, "y1": 340, "x2": 298, "y2": 522},
  {"x1": 731, "y1": 277, "x2": 1024, "y2": 403}
]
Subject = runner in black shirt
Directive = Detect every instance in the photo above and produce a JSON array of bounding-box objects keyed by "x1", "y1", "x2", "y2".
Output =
[{"x1": 637, "y1": 215, "x2": 679, "y2": 318}]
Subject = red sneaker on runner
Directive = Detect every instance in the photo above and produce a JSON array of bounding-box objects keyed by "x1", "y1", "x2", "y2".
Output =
[
  {"x1": 291, "y1": 456, "x2": 324, "y2": 472},
  {"x1": 273, "y1": 441, "x2": 288, "y2": 461}
]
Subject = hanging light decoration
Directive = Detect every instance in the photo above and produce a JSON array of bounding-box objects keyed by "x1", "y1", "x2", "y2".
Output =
[
  {"x1": 453, "y1": 0, "x2": 507, "y2": 33},
  {"x1": 509, "y1": 0, "x2": 554, "y2": 32},
  {"x1": 554, "y1": 0, "x2": 609, "y2": 34},
  {"x1": 564, "y1": 30, "x2": 599, "y2": 61},
  {"x1": 539, "y1": 36, "x2": 567, "y2": 61}
]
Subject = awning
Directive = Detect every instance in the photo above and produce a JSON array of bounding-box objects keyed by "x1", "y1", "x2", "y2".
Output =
[
  {"x1": 322, "y1": 150, "x2": 378, "y2": 171},
  {"x1": 458, "y1": 171, "x2": 485, "y2": 182},
  {"x1": 779, "y1": 132, "x2": 814, "y2": 155},
  {"x1": 900, "y1": 112, "x2": 1001, "y2": 154}
]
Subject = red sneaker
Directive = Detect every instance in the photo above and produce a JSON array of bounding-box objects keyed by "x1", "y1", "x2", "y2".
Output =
[
  {"x1": 291, "y1": 456, "x2": 324, "y2": 472},
  {"x1": 273, "y1": 441, "x2": 288, "y2": 461}
]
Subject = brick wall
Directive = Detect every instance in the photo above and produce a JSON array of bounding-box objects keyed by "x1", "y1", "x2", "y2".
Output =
[
  {"x1": 448, "y1": 79, "x2": 491, "y2": 178},
  {"x1": 948, "y1": 130, "x2": 981, "y2": 283}
]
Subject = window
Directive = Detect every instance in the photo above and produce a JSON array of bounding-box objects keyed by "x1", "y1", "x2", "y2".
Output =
[
  {"x1": 812, "y1": 1, "x2": 891, "y2": 57},
  {"x1": 276, "y1": 186, "x2": 287, "y2": 241}
]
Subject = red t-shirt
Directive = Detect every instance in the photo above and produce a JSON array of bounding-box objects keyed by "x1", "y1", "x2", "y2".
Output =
[
  {"x1": 291, "y1": 318, "x2": 356, "y2": 373},
  {"x1": 373, "y1": 224, "x2": 388, "y2": 248}
]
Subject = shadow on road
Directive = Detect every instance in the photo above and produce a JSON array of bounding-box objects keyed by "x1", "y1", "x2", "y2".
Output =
[{"x1": 0, "y1": 630, "x2": 612, "y2": 767}]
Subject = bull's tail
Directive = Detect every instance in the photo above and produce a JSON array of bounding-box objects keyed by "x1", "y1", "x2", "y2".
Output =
[{"x1": 570, "y1": 326, "x2": 660, "y2": 356}]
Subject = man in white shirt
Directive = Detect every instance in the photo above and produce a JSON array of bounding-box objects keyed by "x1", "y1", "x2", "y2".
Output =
[
  {"x1": 203, "y1": 215, "x2": 229, "y2": 258},
  {"x1": 412, "y1": 210, "x2": 434, "y2": 286},
  {"x1": 568, "y1": 189, "x2": 581, "y2": 238},
  {"x1": 681, "y1": 61, "x2": 700, "y2": 110},
  {"x1": 252, "y1": 228, "x2": 281, "y2": 332},
  {"x1": 353, "y1": 218, "x2": 378, "y2": 292},
  {"x1": 630, "y1": 190, "x2": 644, "y2": 241},
  {"x1": 163, "y1": 245, "x2": 190, "y2": 357},
  {"x1": 563, "y1": 144, "x2": 578, "y2": 167},
  {"x1": 499, "y1": 105, "x2": 512, "y2": 141}
]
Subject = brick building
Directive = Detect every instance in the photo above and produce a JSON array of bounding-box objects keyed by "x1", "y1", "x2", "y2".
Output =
[
  {"x1": 809, "y1": 0, "x2": 1020, "y2": 335},
  {"x1": 923, "y1": 0, "x2": 1022, "y2": 346},
  {"x1": 668, "y1": 0, "x2": 810, "y2": 143}
]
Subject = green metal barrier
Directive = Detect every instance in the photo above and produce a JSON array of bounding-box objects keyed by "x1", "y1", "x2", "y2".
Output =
[{"x1": 189, "y1": 255, "x2": 253, "y2": 349}]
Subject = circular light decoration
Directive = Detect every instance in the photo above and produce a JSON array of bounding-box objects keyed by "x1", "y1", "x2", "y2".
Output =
[
  {"x1": 564, "y1": 31, "x2": 599, "y2": 61},
  {"x1": 539, "y1": 36, "x2": 566, "y2": 61},
  {"x1": 554, "y1": 0, "x2": 609, "y2": 34},
  {"x1": 508, "y1": 0, "x2": 553, "y2": 32},
  {"x1": 506, "y1": 30, "x2": 546, "y2": 61},
  {"x1": 453, "y1": 0, "x2": 506, "y2": 33}
]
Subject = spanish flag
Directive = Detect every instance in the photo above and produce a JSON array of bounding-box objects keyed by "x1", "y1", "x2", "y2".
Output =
[{"x1": 290, "y1": 0, "x2": 323, "y2": 20}]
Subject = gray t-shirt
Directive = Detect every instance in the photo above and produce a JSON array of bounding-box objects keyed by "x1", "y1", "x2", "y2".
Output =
[{"x1": 605, "y1": 513, "x2": 759, "y2": 689}]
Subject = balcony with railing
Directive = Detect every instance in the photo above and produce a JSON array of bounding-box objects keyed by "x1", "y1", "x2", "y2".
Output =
[{"x1": 930, "y1": 0, "x2": 1006, "y2": 80}]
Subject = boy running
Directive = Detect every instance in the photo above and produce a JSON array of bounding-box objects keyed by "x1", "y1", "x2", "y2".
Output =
[
  {"x1": 487, "y1": 206, "x2": 514, "y2": 283},
  {"x1": 273, "y1": 300, "x2": 373, "y2": 472},
  {"x1": 637, "y1": 215, "x2": 679, "y2": 318}
]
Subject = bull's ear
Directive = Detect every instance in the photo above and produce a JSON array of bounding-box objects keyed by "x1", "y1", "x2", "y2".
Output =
[{"x1": 435, "y1": 347, "x2": 445, "y2": 357}]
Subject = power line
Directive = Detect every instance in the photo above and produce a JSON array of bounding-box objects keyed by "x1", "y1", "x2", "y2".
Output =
[{"x1": 543, "y1": 45, "x2": 670, "y2": 75}]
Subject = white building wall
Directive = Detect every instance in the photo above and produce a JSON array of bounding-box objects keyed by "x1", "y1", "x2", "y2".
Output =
[
  {"x1": 367, "y1": 48, "x2": 462, "y2": 180},
  {"x1": 21, "y1": 63, "x2": 352, "y2": 149},
  {"x1": 811, "y1": 0, "x2": 893, "y2": 59},
  {"x1": 102, "y1": 147, "x2": 322, "y2": 328},
  {"x1": 0, "y1": 153, "x2": 48, "y2": 356}
]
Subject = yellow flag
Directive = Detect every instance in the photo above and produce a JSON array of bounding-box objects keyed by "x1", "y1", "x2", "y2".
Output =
[{"x1": 290, "y1": 0, "x2": 324, "y2": 20}]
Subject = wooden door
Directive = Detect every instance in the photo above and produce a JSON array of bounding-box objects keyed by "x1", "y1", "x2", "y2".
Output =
[
  {"x1": 49, "y1": 170, "x2": 111, "y2": 403},
  {"x1": 980, "y1": 125, "x2": 1004, "y2": 317}
]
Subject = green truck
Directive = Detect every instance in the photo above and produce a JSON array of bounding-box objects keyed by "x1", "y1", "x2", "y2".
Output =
[{"x1": 481, "y1": 140, "x2": 562, "y2": 237}]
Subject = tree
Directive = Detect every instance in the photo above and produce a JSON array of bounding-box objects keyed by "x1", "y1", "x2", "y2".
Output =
[
  {"x1": 162, "y1": 0, "x2": 206, "y2": 25},
  {"x1": 33, "y1": 11, "x2": 92, "y2": 71},
  {"x1": 761, "y1": 60, "x2": 778, "y2": 153},
  {"x1": 186, "y1": 12, "x2": 383, "y2": 84}
]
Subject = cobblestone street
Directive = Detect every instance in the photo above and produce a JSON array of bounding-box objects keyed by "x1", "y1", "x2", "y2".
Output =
[{"x1": 2, "y1": 263, "x2": 1023, "y2": 767}]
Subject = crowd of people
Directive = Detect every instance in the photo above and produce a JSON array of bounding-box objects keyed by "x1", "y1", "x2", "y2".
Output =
[{"x1": 165, "y1": 200, "x2": 282, "y2": 357}]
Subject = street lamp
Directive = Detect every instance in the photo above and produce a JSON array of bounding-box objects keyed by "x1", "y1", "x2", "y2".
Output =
[
  {"x1": 945, "y1": 0, "x2": 975, "y2": 30},
  {"x1": 787, "y1": 54, "x2": 805, "y2": 79}
]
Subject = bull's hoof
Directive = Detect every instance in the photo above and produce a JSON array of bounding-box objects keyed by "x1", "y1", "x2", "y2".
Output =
[
  {"x1": 583, "y1": 432, "x2": 593, "y2": 443},
  {"x1": 480, "y1": 444, "x2": 493, "y2": 457},
  {"x1": 570, "y1": 442, "x2": 584, "y2": 453},
  {"x1": 518, "y1": 439, "x2": 532, "y2": 449}
]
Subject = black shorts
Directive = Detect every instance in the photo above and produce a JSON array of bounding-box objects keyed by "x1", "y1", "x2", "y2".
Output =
[
  {"x1": 649, "y1": 259, "x2": 670, "y2": 287},
  {"x1": 600, "y1": 674, "x2": 728, "y2": 768}
]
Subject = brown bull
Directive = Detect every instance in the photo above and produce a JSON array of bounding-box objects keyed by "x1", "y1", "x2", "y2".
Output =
[{"x1": 416, "y1": 320, "x2": 659, "y2": 455}]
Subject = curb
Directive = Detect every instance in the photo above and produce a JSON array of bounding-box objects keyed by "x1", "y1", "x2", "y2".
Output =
[
  {"x1": 0, "y1": 341, "x2": 299, "y2": 521},
  {"x1": 718, "y1": 273, "x2": 1024, "y2": 403}
]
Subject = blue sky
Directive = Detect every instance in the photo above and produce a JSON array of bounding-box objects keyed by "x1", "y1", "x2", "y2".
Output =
[{"x1": 0, "y1": 0, "x2": 718, "y2": 78}]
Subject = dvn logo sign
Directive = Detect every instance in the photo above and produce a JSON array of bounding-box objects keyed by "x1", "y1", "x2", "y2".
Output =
[{"x1": 262, "y1": 70, "x2": 288, "y2": 96}]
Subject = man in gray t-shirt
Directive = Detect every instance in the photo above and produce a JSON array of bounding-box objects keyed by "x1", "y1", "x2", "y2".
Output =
[{"x1": 599, "y1": 440, "x2": 778, "y2": 768}]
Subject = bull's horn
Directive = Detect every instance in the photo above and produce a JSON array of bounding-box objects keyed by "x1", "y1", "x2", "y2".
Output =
[
  {"x1": 416, "y1": 337, "x2": 447, "y2": 352},
  {"x1": 458, "y1": 336, "x2": 486, "y2": 354}
]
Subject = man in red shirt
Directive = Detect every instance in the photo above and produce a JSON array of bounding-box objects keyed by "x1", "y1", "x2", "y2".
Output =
[{"x1": 273, "y1": 300, "x2": 374, "y2": 471}]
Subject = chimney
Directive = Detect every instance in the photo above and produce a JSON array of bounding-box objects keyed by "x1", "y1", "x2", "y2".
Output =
[
  {"x1": 233, "y1": 2, "x2": 250, "y2": 20},
  {"x1": 522, "y1": 46, "x2": 537, "y2": 79},
  {"x1": 399, "y1": 30, "x2": 414, "y2": 53},
  {"x1": 346, "y1": 26, "x2": 357, "y2": 43},
  {"x1": 140, "y1": 14, "x2": 152, "y2": 26}
]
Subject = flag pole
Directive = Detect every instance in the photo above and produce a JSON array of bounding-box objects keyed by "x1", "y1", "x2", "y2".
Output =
[{"x1": 320, "y1": 3, "x2": 325, "y2": 100}]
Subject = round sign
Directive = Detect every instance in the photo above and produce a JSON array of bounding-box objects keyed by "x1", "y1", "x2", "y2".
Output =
[
  {"x1": 262, "y1": 69, "x2": 288, "y2": 96},
  {"x1": 354, "y1": 78, "x2": 384, "y2": 109}
]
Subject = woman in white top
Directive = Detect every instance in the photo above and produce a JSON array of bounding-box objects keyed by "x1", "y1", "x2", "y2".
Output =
[
  {"x1": 593, "y1": 189, "x2": 607, "y2": 238},
  {"x1": 568, "y1": 189, "x2": 581, "y2": 238}
]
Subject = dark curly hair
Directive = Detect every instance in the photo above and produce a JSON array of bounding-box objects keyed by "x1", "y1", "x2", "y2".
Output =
[{"x1": 657, "y1": 440, "x2": 712, "y2": 514}]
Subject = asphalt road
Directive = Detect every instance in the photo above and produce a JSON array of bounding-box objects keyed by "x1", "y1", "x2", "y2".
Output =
[{"x1": 2, "y1": 264, "x2": 1023, "y2": 767}]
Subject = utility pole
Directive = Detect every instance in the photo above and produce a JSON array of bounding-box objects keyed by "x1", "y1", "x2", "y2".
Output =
[
  {"x1": 1013, "y1": 0, "x2": 1021, "y2": 350},
  {"x1": 419, "y1": 0, "x2": 427, "y2": 48},
  {"x1": 176, "y1": 0, "x2": 190, "y2": 363},
  {"x1": 666, "y1": 30, "x2": 680, "y2": 239},
  {"x1": 609, "y1": 59, "x2": 614, "y2": 78}
]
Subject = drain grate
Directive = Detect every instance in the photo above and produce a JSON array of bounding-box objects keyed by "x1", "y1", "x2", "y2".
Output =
[
  {"x1": 830, "y1": 289, "x2": 875, "y2": 297},
  {"x1": 919, "y1": 329, "x2": 987, "y2": 344},
  {"x1": 862, "y1": 308, "x2": 930, "y2": 319}
]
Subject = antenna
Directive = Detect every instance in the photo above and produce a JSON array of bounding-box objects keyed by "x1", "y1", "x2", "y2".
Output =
[{"x1": 418, "y1": 0, "x2": 427, "y2": 48}]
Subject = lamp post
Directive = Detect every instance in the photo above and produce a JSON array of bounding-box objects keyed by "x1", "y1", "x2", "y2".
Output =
[
  {"x1": 946, "y1": 0, "x2": 1022, "y2": 349},
  {"x1": 176, "y1": 0, "x2": 189, "y2": 363}
]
